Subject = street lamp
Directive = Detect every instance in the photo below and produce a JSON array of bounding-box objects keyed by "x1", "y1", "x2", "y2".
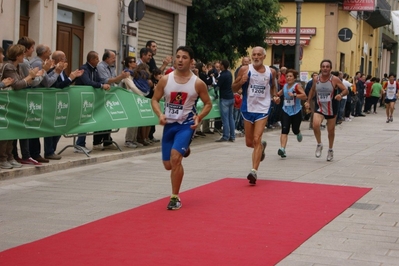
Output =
[{"x1": 295, "y1": 0, "x2": 303, "y2": 73}]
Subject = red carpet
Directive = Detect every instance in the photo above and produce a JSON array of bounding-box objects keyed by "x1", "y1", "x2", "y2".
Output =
[{"x1": 0, "y1": 178, "x2": 370, "y2": 266}]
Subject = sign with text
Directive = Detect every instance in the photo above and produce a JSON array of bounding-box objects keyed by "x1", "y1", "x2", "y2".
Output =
[
  {"x1": 0, "y1": 86, "x2": 220, "y2": 140},
  {"x1": 343, "y1": 0, "x2": 375, "y2": 11}
]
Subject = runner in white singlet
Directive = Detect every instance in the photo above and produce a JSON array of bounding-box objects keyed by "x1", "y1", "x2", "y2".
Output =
[
  {"x1": 305, "y1": 59, "x2": 348, "y2": 162},
  {"x1": 232, "y1": 46, "x2": 279, "y2": 185},
  {"x1": 382, "y1": 74, "x2": 399, "y2": 123},
  {"x1": 151, "y1": 46, "x2": 212, "y2": 210}
]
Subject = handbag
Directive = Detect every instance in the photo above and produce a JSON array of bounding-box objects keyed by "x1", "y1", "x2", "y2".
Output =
[{"x1": 0, "y1": 63, "x2": 13, "y2": 90}]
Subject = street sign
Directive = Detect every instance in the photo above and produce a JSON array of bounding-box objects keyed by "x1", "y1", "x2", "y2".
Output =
[
  {"x1": 338, "y1": 28, "x2": 353, "y2": 42},
  {"x1": 122, "y1": 24, "x2": 137, "y2": 37}
]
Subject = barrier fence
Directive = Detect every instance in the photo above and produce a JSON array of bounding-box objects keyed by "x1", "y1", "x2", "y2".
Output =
[{"x1": 0, "y1": 86, "x2": 220, "y2": 141}]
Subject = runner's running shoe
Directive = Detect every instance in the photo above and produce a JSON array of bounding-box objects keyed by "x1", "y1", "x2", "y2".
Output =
[
  {"x1": 327, "y1": 149, "x2": 334, "y2": 161},
  {"x1": 278, "y1": 148, "x2": 286, "y2": 158},
  {"x1": 167, "y1": 196, "x2": 182, "y2": 210},
  {"x1": 260, "y1": 141, "x2": 267, "y2": 162},
  {"x1": 296, "y1": 133, "x2": 303, "y2": 142},
  {"x1": 247, "y1": 170, "x2": 257, "y2": 185},
  {"x1": 315, "y1": 143, "x2": 323, "y2": 158}
]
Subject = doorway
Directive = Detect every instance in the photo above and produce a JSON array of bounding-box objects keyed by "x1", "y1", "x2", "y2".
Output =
[
  {"x1": 272, "y1": 45, "x2": 295, "y2": 70},
  {"x1": 56, "y1": 7, "x2": 85, "y2": 75}
]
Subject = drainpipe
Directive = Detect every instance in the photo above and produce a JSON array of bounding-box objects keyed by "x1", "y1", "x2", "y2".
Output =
[{"x1": 119, "y1": 0, "x2": 125, "y2": 73}]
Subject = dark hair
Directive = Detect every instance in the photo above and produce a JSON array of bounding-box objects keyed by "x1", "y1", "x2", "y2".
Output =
[
  {"x1": 86, "y1": 51, "x2": 98, "y2": 62},
  {"x1": 331, "y1": 71, "x2": 339, "y2": 77},
  {"x1": 320, "y1": 59, "x2": 332, "y2": 68},
  {"x1": 151, "y1": 68, "x2": 162, "y2": 77},
  {"x1": 146, "y1": 40, "x2": 156, "y2": 47},
  {"x1": 17, "y1": 36, "x2": 35, "y2": 50},
  {"x1": 375, "y1": 78, "x2": 381, "y2": 82},
  {"x1": 102, "y1": 50, "x2": 112, "y2": 61},
  {"x1": 220, "y1": 59, "x2": 230, "y2": 69},
  {"x1": 195, "y1": 62, "x2": 204, "y2": 71},
  {"x1": 0, "y1": 47, "x2": 3, "y2": 54},
  {"x1": 123, "y1": 56, "x2": 136, "y2": 68},
  {"x1": 133, "y1": 63, "x2": 150, "y2": 79},
  {"x1": 286, "y1": 69, "x2": 299, "y2": 79},
  {"x1": 139, "y1": 47, "x2": 152, "y2": 58},
  {"x1": 176, "y1": 46, "x2": 194, "y2": 59}
]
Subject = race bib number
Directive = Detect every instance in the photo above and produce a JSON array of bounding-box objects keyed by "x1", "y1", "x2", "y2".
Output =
[
  {"x1": 284, "y1": 99, "x2": 294, "y2": 106},
  {"x1": 387, "y1": 88, "x2": 395, "y2": 99},
  {"x1": 249, "y1": 85, "x2": 266, "y2": 98},
  {"x1": 165, "y1": 103, "x2": 183, "y2": 120},
  {"x1": 317, "y1": 93, "x2": 331, "y2": 103}
]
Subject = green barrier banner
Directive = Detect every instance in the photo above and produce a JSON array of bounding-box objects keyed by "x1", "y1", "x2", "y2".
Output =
[{"x1": 0, "y1": 86, "x2": 220, "y2": 141}]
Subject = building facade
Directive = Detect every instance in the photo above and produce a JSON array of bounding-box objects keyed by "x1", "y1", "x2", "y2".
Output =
[
  {"x1": 267, "y1": 0, "x2": 397, "y2": 81},
  {"x1": 0, "y1": 0, "x2": 192, "y2": 74}
]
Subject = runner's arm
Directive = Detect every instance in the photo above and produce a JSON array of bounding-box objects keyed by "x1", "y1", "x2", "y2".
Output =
[
  {"x1": 232, "y1": 66, "x2": 248, "y2": 93},
  {"x1": 151, "y1": 75, "x2": 168, "y2": 125}
]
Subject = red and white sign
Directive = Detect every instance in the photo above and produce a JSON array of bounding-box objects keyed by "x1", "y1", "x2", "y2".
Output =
[
  {"x1": 342, "y1": 0, "x2": 375, "y2": 11},
  {"x1": 265, "y1": 37, "x2": 310, "y2": 46},
  {"x1": 270, "y1": 27, "x2": 316, "y2": 36}
]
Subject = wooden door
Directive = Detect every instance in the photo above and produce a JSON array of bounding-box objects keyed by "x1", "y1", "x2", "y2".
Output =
[
  {"x1": 57, "y1": 22, "x2": 84, "y2": 75},
  {"x1": 19, "y1": 16, "x2": 29, "y2": 39}
]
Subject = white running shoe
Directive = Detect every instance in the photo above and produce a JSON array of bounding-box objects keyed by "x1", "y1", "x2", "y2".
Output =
[
  {"x1": 327, "y1": 149, "x2": 334, "y2": 161},
  {"x1": 315, "y1": 143, "x2": 323, "y2": 158}
]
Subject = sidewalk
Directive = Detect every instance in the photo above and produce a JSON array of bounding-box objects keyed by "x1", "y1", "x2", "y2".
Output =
[
  {"x1": 1, "y1": 109, "x2": 399, "y2": 264},
  {"x1": 0, "y1": 126, "x2": 227, "y2": 180}
]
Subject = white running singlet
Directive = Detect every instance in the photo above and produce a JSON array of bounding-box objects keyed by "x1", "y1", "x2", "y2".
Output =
[
  {"x1": 163, "y1": 71, "x2": 198, "y2": 124},
  {"x1": 241, "y1": 64, "x2": 272, "y2": 113},
  {"x1": 385, "y1": 81, "x2": 398, "y2": 100}
]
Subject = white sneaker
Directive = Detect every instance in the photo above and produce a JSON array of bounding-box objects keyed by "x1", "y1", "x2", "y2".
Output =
[
  {"x1": 124, "y1": 141, "x2": 137, "y2": 148},
  {"x1": 315, "y1": 143, "x2": 323, "y2": 158},
  {"x1": 8, "y1": 159, "x2": 22, "y2": 168},
  {"x1": 0, "y1": 161, "x2": 13, "y2": 169},
  {"x1": 345, "y1": 118, "x2": 352, "y2": 122},
  {"x1": 327, "y1": 149, "x2": 334, "y2": 161},
  {"x1": 133, "y1": 141, "x2": 144, "y2": 147},
  {"x1": 74, "y1": 146, "x2": 92, "y2": 153}
]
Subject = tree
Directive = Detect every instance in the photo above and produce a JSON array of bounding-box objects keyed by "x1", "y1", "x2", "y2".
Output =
[{"x1": 186, "y1": 0, "x2": 285, "y2": 66}]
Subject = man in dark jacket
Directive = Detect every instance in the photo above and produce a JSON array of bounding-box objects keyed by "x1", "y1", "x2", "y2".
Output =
[
  {"x1": 74, "y1": 51, "x2": 111, "y2": 153},
  {"x1": 215, "y1": 59, "x2": 235, "y2": 142}
]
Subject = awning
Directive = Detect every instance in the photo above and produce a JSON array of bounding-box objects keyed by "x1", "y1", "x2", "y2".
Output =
[
  {"x1": 364, "y1": 0, "x2": 391, "y2": 29},
  {"x1": 265, "y1": 34, "x2": 312, "y2": 46}
]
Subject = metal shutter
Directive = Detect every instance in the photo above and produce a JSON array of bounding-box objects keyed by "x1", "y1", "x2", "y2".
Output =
[{"x1": 138, "y1": 6, "x2": 174, "y2": 66}]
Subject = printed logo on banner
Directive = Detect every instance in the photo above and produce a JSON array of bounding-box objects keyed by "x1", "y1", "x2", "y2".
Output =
[
  {"x1": 134, "y1": 95, "x2": 155, "y2": 118},
  {"x1": 104, "y1": 93, "x2": 128, "y2": 121},
  {"x1": 0, "y1": 92, "x2": 10, "y2": 129},
  {"x1": 55, "y1": 92, "x2": 70, "y2": 127},
  {"x1": 79, "y1": 92, "x2": 96, "y2": 125},
  {"x1": 24, "y1": 92, "x2": 43, "y2": 128}
]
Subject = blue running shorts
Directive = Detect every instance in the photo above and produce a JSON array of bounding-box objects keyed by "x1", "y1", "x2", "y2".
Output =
[
  {"x1": 162, "y1": 122, "x2": 195, "y2": 161},
  {"x1": 241, "y1": 111, "x2": 268, "y2": 124}
]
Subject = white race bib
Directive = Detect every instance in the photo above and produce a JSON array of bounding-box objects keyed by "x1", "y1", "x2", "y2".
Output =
[
  {"x1": 317, "y1": 93, "x2": 331, "y2": 103},
  {"x1": 249, "y1": 84, "x2": 266, "y2": 98},
  {"x1": 387, "y1": 88, "x2": 395, "y2": 99},
  {"x1": 284, "y1": 99, "x2": 295, "y2": 106},
  {"x1": 165, "y1": 103, "x2": 183, "y2": 120}
]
